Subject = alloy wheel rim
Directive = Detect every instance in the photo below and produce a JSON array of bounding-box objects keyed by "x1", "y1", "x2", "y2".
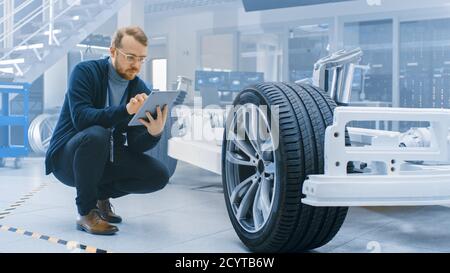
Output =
[{"x1": 225, "y1": 103, "x2": 277, "y2": 233}]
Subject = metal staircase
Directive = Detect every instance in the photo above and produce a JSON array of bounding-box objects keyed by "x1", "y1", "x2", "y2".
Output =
[
  {"x1": 0, "y1": 0, "x2": 129, "y2": 158},
  {"x1": 0, "y1": 0, "x2": 130, "y2": 84}
]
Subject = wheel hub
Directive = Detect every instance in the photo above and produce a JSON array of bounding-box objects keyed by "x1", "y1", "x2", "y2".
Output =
[{"x1": 257, "y1": 160, "x2": 265, "y2": 175}]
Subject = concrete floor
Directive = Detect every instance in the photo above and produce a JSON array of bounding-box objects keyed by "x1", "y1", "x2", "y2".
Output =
[{"x1": 0, "y1": 157, "x2": 449, "y2": 253}]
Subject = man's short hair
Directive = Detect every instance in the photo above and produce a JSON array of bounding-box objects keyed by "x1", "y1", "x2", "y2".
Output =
[{"x1": 111, "y1": 26, "x2": 148, "y2": 48}]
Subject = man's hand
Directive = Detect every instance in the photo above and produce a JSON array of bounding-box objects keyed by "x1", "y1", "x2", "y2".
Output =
[
  {"x1": 139, "y1": 105, "x2": 169, "y2": 137},
  {"x1": 126, "y1": 93, "x2": 148, "y2": 115}
]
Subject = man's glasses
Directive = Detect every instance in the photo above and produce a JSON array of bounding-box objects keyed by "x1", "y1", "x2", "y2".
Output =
[{"x1": 116, "y1": 48, "x2": 148, "y2": 64}]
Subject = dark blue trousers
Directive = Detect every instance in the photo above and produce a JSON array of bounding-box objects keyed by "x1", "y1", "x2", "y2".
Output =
[{"x1": 52, "y1": 126, "x2": 170, "y2": 216}]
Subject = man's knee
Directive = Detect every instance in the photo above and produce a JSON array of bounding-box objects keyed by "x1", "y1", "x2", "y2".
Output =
[
  {"x1": 80, "y1": 126, "x2": 110, "y2": 151},
  {"x1": 153, "y1": 164, "x2": 170, "y2": 191},
  {"x1": 122, "y1": 165, "x2": 169, "y2": 194},
  {"x1": 141, "y1": 161, "x2": 170, "y2": 192}
]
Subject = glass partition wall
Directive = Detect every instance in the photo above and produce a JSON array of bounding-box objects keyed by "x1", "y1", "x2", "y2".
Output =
[{"x1": 184, "y1": 2, "x2": 450, "y2": 126}]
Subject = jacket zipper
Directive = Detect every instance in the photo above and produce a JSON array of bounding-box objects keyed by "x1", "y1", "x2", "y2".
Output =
[{"x1": 110, "y1": 129, "x2": 114, "y2": 163}]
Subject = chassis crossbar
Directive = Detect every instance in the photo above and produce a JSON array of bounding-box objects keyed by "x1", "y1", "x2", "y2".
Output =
[{"x1": 302, "y1": 107, "x2": 450, "y2": 207}]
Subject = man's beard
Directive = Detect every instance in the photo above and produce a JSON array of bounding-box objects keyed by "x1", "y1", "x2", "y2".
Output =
[{"x1": 114, "y1": 59, "x2": 138, "y2": 80}]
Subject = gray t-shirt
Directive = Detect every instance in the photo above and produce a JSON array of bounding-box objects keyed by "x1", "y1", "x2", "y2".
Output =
[{"x1": 107, "y1": 57, "x2": 129, "y2": 106}]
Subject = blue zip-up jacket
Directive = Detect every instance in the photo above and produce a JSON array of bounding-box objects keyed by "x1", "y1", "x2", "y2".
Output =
[{"x1": 45, "y1": 58, "x2": 161, "y2": 175}]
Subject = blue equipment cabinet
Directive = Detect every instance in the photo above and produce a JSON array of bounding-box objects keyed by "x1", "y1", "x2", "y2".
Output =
[{"x1": 0, "y1": 82, "x2": 30, "y2": 169}]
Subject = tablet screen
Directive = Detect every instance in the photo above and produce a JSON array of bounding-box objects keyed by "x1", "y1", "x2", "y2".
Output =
[{"x1": 128, "y1": 91, "x2": 180, "y2": 126}]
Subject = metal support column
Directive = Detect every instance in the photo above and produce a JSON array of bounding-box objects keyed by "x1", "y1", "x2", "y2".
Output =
[{"x1": 392, "y1": 16, "x2": 400, "y2": 131}]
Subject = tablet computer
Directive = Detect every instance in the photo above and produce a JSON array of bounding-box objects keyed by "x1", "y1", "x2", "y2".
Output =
[{"x1": 128, "y1": 91, "x2": 180, "y2": 126}]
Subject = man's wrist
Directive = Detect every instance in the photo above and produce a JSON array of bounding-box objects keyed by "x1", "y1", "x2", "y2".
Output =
[{"x1": 149, "y1": 131, "x2": 163, "y2": 138}]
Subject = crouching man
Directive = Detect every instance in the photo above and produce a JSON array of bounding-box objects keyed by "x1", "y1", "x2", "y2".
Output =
[{"x1": 45, "y1": 26, "x2": 169, "y2": 235}]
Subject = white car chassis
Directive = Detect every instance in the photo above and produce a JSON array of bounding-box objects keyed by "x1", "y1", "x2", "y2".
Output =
[
  {"x1": 168, "y1": 106, "x2": 450, "y2": 208},
  {"x1": 168, "y1": 47, "x2": 450, "y2": 209}
]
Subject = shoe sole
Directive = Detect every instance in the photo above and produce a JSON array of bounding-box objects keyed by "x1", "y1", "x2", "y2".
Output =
[{"x1": 76, "y1": 224, "x2": 118, "y2": 235}]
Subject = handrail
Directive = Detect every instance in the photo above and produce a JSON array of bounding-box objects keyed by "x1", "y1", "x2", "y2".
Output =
[
  {"x1": 0, "y1": 0, "x2": 80, "y2": 61},
  {"x1": 0, "y1": 4, "x2": 47, "y2": 44},
  {"x1": 0, "y1": 0, "x2": 35, "y2": 28},
  {"x1": 0, "y1": 0, "x2": 65, "y2": 44}
]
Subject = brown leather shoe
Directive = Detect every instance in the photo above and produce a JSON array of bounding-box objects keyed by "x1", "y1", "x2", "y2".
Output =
[
  {"x1": 97, "y1": 199, "x2": 122, "y2": 224},
  {"x1": 76, "y1": 209, "x2": 118, "y2": 235}
]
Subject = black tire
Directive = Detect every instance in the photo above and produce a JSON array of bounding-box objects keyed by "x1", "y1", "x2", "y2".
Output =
[{"x1": 222, "y1": 82, "x2": 348, "y2": 252}]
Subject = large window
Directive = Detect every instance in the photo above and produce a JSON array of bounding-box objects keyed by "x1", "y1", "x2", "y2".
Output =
[
  {"x1": 399, "y1": 18, "x2": 450, "y2": 130},
  {"x1": 400, "y1": 18, "x2": 450, "y2": 109},
  {"x1": 288, "y1": 24, "x2": 330, "y2": 82},
  {"x1": 344, "y1": 19, "x2": 393, "y2": 104}
]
